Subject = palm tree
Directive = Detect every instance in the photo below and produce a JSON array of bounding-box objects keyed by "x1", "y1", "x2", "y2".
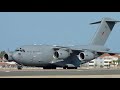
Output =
[
  {"x1": 116, "y1": 59, "x2": 120, "y2": 67},
  {"x1": 0, "y1": 51, "x2": 6, "y2": 58},
  {"x1": 112, "y1": 60, "x2": 116, "y2": 67}
]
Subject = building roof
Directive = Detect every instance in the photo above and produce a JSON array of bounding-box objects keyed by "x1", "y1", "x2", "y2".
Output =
[
  {"x1": 0, "y1": 62, "x2": 8, "y2": 65},
  {"x1": 99, "y1": 53, "x2": 120, "y2": 58}
]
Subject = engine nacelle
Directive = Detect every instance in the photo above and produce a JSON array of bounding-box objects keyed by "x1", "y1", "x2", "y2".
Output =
[
  {"x1": 79, "y1": 51, "x2": 95, "y2": 61},
  {"x1": 4, "y1": 52, "x2": 14, "y2": 61},
  {"x1": 53, "y1": 49, "x2": 70, "y2": 59}
]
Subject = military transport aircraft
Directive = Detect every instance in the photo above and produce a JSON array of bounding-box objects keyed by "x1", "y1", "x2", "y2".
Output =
[{"x1": 4, "y1": 17, "x2": 120, "y2": 70}]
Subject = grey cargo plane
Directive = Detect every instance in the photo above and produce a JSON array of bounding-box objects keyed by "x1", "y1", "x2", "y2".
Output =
[{"x1": 4, "y1": 17, "x2": 120, "y2": 70}]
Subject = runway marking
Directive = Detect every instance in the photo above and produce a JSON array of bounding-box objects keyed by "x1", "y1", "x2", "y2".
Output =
[
  {"x1": 1, "y1": 75, "x2": 120, "y2": 78},
  {"x1": 5, "y1": 71, "x2": 10, "y2": 72},
  {"x1": 76, "y1": 70, "x2": 84, "y2": 71}
]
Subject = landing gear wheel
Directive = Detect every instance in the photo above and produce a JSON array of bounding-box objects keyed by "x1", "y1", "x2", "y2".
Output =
[
  {"x1": 17, "y1": 65, "x2": 23, "y2": 70},
  {"x1": 67, "y1": 67, "x2": 78, "y2": 69},
  {"x1": 74, "y1": 67, "x2": 77, "y2": 69},
  {"x1": 51, "y1": 67, "x2": 56, "y2": 69},
  {"x1": 63, "y1": 66, "x2": 67, "y2": 69},
  {"x1": 43, "y1": 66, "x2": 56, "y2": 69}
]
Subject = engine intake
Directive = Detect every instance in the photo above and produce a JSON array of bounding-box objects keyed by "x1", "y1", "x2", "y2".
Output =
[
  {"x1": 3, "y1": 52, "x2": 14, "y2": 61},
  {"x1": 4, "y1": 54, "x2": 8, "y2": 60}
]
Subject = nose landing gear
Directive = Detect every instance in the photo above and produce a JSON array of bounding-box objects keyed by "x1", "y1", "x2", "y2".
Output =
[{"x1": 17, "y1": 64, "x2": 23, "y2": 70}]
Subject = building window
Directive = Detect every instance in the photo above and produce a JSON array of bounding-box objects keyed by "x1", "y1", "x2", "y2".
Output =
[
  {"x1": 89, "y1": 61, "x2": 94, "y2": 63},
  {"x1": 104, "y1": 61, "x2": 108, "y2": 63}
]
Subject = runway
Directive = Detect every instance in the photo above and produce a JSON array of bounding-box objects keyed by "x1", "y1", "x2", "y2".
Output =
[{"x1": 0, "y1": 68, "x2": 120, "y2": 78}]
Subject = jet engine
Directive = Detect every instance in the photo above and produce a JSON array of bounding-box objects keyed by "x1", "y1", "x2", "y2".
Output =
[
  {"x1": 4, "y1": 52, "x2": 14, "y2": 61},
  {"x1": 79, "y1": 51, "x2": 95, "y2": 61},
  {"x1": 53, "y1": 49, "x2": 70, "y2": 59}
]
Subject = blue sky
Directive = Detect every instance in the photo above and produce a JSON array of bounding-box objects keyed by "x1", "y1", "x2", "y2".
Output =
[{"x1": 0, "y1": 12, "x2": 120, "y2": 52}]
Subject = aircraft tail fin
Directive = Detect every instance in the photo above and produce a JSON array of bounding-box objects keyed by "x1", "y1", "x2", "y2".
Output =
[{"x1": 89, "y1": 17, "x2": 120, "y2": 46}]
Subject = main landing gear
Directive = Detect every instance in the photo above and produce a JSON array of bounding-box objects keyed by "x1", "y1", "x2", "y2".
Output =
[
  {"x1": 63, "y1": 66, "x2": 77, "y2": 69},
  {"x1": 17, "y1": 64, "x2": 23, "y2": 70},
  {"x1": 43, "y1": 66, "x2": 56, "y2": 69}
]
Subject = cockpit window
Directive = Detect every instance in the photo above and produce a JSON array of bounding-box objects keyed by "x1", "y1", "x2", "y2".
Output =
[
  {"x1": 15, "y1": 48, "x2": 25, "y2": 52},
  {"x1": 21, "y1": 49, "x2": 25, "y2": 52},
  {"x1": 15, "y1": 49, "x2": 19, "y2": 51}
]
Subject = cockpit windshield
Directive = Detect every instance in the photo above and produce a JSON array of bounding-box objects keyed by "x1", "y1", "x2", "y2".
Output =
[{"x1": 15, "y1": 48, "x2": 25, "y2": 52}]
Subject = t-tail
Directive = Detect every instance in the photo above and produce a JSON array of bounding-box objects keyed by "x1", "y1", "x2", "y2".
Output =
[{"x1": 89, "y1": 17, "x2": 120, "y2": 46}]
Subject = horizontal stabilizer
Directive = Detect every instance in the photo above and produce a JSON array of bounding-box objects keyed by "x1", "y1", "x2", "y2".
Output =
[
  {"x1": 90, "y1": 21, "x2": 101, "y2": 24},
  {"x1": 90, "y1": 20, "x2": 120, "y2": 25}
]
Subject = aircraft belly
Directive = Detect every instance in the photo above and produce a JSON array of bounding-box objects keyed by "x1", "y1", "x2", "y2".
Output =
[{"x1": 51, "y1": 55, "x2": 81, "y2": 67}]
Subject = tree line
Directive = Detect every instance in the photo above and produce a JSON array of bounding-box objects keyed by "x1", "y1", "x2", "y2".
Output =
[{"x1": 0, "y1": 51, "x2": 6, "y2": 58}]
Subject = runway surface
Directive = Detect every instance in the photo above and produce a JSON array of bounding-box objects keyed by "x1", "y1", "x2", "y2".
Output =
[{"x1": 1, "y1": 68, "x2": 120, "y2": 78}]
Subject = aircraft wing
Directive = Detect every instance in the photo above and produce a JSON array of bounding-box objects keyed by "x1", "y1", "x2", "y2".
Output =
[
  {"x1": 93, "y1": 50, "x2": 120, "y2": 55},
  {"x1": 53, "y1": 46, "x2": 120, "y2": 56},
  {"x1": 72, "y1": 49, "x2": 120, "y2": 56}
]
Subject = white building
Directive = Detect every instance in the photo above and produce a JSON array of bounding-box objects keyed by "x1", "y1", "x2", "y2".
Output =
[{"x1": 86, "y1": 54, "x2": 120, "y2": 68}]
